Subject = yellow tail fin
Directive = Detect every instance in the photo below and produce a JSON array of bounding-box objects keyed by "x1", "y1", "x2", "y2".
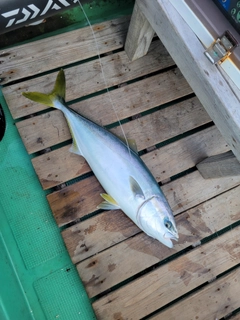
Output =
[{"x1": 22, "y1": 69, "x2": 66, "y2": 107}]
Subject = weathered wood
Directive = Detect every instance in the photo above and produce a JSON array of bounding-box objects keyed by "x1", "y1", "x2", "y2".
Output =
[
  {"x1": 48, "y1": 158, "x2": 240, "y2": 226},
  {"x1": 4, "y1": 39, "x2": 173, "y2": 119},
  {"x1": 32, "y1": 123, "x2": 228, "y2": 190},
  {"x1": 5, "y1": 11, "x2": 240, "y2": 318},
  {"x1": 0, "y1": 17, "x2": 130, "y2": 85},
  {"x1": 62, "y1": 210, "x2": 140, "y2": 264},
  {"x1": 64, "y1": 183, "x2": 240, "y2": 263},
  {"x1": 61, "y1": 127, "x2": 232, "y2": 264},
  {"x1": 164, "y1": 171, "x2": 240, "y2": 215},
  {"x1": 32, "y1": 145, "x2": 90, "y2": 190},
  {"x1": 92, "y1": 226, "x2": 240, "y2": 319},
  {"x1": 125, "y1": 1, "x2": 155, "y2": 61},
  {"x1": 197, "y1": 151, "x2": 240, "y2": 179},
  {"x1": 47, "y1": 175, "x2": 103, "y2": 227},
  {"x1": 33, "y1": 119, "x2": 229, "y2": 193},
  {"x1": 136, "y1": 0, "x2": 240, "y2": 162},
  {"x1": 150, "y1": 268, "x2": 240, "y2": 320},
  {"x1": 230, "y1": 313, "x2": 240, "y2": 320},
  {"x1": 77, "y1": 183, "x2": 240, "y2": 298},
  {"x1": 144, "y1": 126, "x2": 229, "y2": 182},
  {"x1": 17, "y1": 69, "x2": 193, "y2": 154}
]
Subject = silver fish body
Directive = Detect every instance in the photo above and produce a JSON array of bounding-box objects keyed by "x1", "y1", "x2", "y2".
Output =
[{"x1": 23, "y1": 70, "x2": 178, "y2": 248}]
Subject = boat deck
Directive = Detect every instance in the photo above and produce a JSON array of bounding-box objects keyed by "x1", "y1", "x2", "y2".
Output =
[{"x1": 2, "y1": 16, "x2": 240, "y2": 320}]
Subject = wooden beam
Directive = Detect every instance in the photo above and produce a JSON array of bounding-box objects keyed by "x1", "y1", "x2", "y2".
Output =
[
  {"x1": 136, "y1": 0, "x2": 240, "y2": 163},
  {"x1": 197, "y1": 151, "x2": 240, "y2": 179},
  {"x1": 0, "y1": 17, "x2": 130, "y2": 85},
  {"x1": 92, "y1": 225, "x2": 240, "y2": 319},
  {"x1": 150, "y1": 267, "x2": 240, "y2": 320},
  {"x1": 125, "y1": 1, "x2": 155, "y2": 61}
]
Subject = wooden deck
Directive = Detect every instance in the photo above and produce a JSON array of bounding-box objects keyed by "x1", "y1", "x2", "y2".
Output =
[{"x1": 2, "y1": 16, "x2": 240, "y2": 320}]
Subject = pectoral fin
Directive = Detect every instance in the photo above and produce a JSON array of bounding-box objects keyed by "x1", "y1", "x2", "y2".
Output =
[
  {"x1": 97, "y1": 193, "x2": 120, "y2": 210},
  {"x1": 129, "y1": 176, "x2": 145, "y2": 199}
]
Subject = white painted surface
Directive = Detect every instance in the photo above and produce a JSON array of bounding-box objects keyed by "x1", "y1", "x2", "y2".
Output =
[{"x1": 170, "y1": 0, "x2": 240, "y2": 90}]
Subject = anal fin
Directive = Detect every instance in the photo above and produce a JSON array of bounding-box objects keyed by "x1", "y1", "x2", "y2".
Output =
[
  {"x1": 67, "y1": 119, "x2": 84, "y2": 156},
  {"x1": 69, "y1": 142, "x2": 83, "y2": 156}
]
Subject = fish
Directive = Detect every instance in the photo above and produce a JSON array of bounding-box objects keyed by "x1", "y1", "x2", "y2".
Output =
[{"x1": 22, "y1": 70, "x2": 178, "y2": 248}]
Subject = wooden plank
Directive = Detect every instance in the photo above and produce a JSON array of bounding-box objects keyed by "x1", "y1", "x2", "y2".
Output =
[
  {"x1": 77, "y1": 180, "x2": 240, "y2": 298},
  {"x1": 150, "y1": 268, "x2": 240, "y2": 320},
  {"x1": 61, "y1": 127, "x2": 232, "y2": 264},
  {"x1": 230, "y1": 313, "x2": 240, "y2": 320},
  {"x1": 32, "y1": 145, "x2": 89, "y2": 190},
  {"x1": 143, "y1": 126, "x2": 229, "y2": 182},
  {"x1": 197, "y1": 151, "x2": 240, "y2": 178},
  {"x1": 4, "y1": 39, "x2": 174, "y2": 119},
  {"x1": 136, "y1": 0, "x2": 240, "y2": 162},
  {"x1": 125, "y1": 1, "x2": 155, "y2": 61},
  {"x1": 48, "y1": 157, "x2": 240, "y2": 226},
  {"x1": 32, "y1": 122, "x2": 227, "y2": 190},
  {"x1": 0, "y1": 17, "x2": 130, "y2": 85},
  {"x1": 47, "y1": 175, "x2": 103, "y2": 227},
  {"x1": 92, "y1": 226, "x2": 240, "y2": 319},
  {"x1": 32, "y1": 119, "x2": 228, "y2": 191},
  {"x1": 63, "y1": 183, "x2": 240, "y2": 263},
  {"x1": 110, "y1": 96, "x2": 209, "y2": 153},
  {"x1": 165, "y1": 172, "x2": 240, "y2": 216},
  {"x1": 62, "y1": 210, "x2": 140, "y2": 264},
  {"x1": 17, "y1": 69, "x2": 194, "y2": 154}
]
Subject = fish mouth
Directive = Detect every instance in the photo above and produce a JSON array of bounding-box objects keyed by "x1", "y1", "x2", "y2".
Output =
[
  {"x1": 163, "y1": 233, "x2": 178, "y2": 248},
  {"x1": 164, "y1": 232, "x2": 179, "y2": 242}
]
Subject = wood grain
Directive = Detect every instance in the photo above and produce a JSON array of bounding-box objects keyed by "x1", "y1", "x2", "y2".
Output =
[
  {"x1": 151, "y1": 268, "x2": 240, "y2": 320},
  {"x1": 17, "y1": 68, "x2": 193, "y2": 154},
  {"x1": 197, "y1": 150, "x2": 240, "y2": 178},
  {"x1": 62, "y1": 210, "x2": 140, "y2": 264},
  {"x1": 4, "y1": 39, "x2": 173, "y2": 119},
  {"x1": 61, "y1": 126, "x2": 232, "y2": 264},
  {"x1": 0, "y1": 17, "x2": 130, "y2": 85},
  {"x1": 32, "y1": 123, "x2": 228, "y2": 190},
  {"x1": 125, "y1": 1, "x2": 155, "y2": 61},
  {"x1": 47, "y1": 175, "x2": 103, "y2": 227},
  {"x1": 48, "y1": 157, "x2": 240, "y2": 226},
  {"x1": 143, "y1": 126, "x2": 229, "y2": 182},
  {"x1": 229, "y1": 313, "x2": 240, "y2": 320},
  {"x1": 77, "y1": 181, "x2": 240, "y2": 298},
  {"x1": 92, "y1": 225, "x2": 240, "y2": 319},
  {"x1": 137, "y1": 0, "x2": 240, "y2": 162},
  {"x1": 4, "y1": 11, "x2": 240, "y2": 319}
]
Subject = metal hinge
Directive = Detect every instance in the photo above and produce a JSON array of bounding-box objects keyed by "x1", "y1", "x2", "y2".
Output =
[{"x1": 204, "y1": 30, "x2": 238, "y2": 64}]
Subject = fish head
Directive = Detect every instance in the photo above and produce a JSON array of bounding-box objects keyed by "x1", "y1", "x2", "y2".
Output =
[{"x1": 137, "y1": 196, "x2": 178, "y2": 248}]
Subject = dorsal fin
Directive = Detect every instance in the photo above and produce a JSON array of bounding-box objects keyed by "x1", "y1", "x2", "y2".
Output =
[{"x1": 117, "y1": 135, "x2": 138, "y2": 153}]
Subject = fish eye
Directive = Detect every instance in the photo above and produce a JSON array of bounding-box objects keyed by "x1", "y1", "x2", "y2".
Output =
[{"x1": 164, "y1": 220, "x2": 172, "y2": 230}]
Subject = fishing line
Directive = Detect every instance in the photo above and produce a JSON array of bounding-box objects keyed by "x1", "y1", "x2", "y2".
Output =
[{"x1": 75, "y1": 0, "x2": 132, "y2": 158}]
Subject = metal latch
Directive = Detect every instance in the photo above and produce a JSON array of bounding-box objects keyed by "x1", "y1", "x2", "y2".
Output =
[{"x1": 204, "y1": 30, "x2": 238, "y2": 64}]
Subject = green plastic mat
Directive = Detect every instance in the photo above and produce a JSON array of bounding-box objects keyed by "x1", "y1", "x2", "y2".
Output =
[
  {"x1": 0, "y1": 94, "x2": 96, "y2": 319},
  {"x1": 0, "y1": 1, "x2": 134, "y2": 319}
]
